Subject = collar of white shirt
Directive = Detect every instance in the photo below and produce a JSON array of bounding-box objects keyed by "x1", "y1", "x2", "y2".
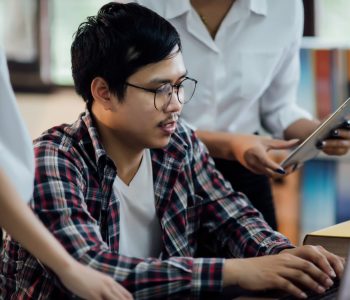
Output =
[{"x1": 137, "y1": 0, "x2": 267, "y2": 20}]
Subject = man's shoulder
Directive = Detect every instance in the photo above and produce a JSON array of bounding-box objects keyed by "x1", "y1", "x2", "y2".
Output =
[{"x1": 33, "y1": 114, "x2": 88, "y2": 155}]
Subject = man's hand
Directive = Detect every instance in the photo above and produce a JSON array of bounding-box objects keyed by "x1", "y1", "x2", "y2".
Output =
[
  {"x1": 280, "y1": 246, "x2": 345, "y2": 278},
  {"x1": 223, "y1": 245, "x2": 345, "y2": 299}
]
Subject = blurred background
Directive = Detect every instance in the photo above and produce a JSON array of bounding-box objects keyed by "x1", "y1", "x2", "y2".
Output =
[
  {"x1": 0, "y1": 0, "x2": 123, "y2": 138},
  {"x1": 1, "y1": 0, "x2": 350, "y2": 138},
  {"x1": 1, "y1": 0, "x2": 350, "y2": 244}
]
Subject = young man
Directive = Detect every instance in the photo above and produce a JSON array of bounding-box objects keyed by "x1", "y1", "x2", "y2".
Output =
[{"x1": 0, "y1": 3, "x2": 344, "y2": 299}]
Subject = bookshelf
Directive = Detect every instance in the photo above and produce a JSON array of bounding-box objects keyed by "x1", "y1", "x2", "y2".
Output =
[{"x1": 273, "y1": 37, "x2": 350, "y2": 245}]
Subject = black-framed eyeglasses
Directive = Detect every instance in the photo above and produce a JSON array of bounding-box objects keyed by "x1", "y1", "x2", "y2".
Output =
[{"x1": 125, "y1": 76, "x2": 198, "y2": 111}]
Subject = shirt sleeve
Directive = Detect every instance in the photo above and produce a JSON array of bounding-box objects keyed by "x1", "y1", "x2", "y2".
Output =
[
  {"x1": 260, "y1": 0, "x2": 312, "y2": 138},
  {"x1": 188, "y1": 130, "x2": 294, "y2": 257},
  {"x1": 31, "y1": 143, "x2": 224, "y2": 298},
  {"x1": 0, "y1": 46, "x2": 34, "y2": 203}
]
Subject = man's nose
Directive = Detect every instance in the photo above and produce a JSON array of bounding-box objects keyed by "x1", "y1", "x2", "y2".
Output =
[{"x1": 164, "y1": 91, "x2": 182, "y2": 112}]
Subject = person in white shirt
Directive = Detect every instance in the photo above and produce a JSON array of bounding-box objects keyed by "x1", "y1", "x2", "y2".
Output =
[
  {"x1": 132, "y1": 0, "x2": 350, "y2": 229},
  {"x1": 0, "y1": 46, "x2": 133, "y2": 300}
]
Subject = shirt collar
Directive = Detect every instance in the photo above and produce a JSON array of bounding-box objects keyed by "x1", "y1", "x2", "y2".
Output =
[
  {"x1": 80, "y1": 109, "x2": 113, "y2": 172},
  {"x1": 162, "y1": 0, "x2": 192, "y2": 19},
  {"x1": 249, "y1": 0, "x2": 267, "y2": 16},
  {"x1": 160, "y1": 0, "x2": 267, "y2": 19}
]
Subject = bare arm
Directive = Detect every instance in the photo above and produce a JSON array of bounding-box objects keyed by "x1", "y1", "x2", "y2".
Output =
[
  {"x1": 196, "y1": 130, "x2": 299, "y2": 175},
  {"x1": 285, "y1": 118, "x2": 350, "y2": 156},
  {"x1": 284, "y1": 118, "x2": 320, "y2": 141},
  {"x1": 197, "y1": 115, "x2": 350, "y2": 176},
  {"x1": 0, "y1": 169, "x2": 132, "y2": 300}
]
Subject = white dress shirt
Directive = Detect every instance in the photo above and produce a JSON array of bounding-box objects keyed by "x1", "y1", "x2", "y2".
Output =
[
  {"x1": 0, "y1": 47, "x2": 35, "y2": 203},
  {"x1": 133, "y1": 0, "x2": 311, "y2": 138}
]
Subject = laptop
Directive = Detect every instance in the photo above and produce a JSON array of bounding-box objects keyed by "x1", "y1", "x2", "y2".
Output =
[{"x1": 224, "y1": 249, "x2": 350, "y2": 300}]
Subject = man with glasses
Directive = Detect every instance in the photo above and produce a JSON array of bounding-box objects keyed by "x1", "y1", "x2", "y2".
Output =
[
  {"x1": 125, "y1": 76, "x2": 197, "y2": 111},
  {"x1": 1, "y1": 3, "x2": 344, "y2": 299}
]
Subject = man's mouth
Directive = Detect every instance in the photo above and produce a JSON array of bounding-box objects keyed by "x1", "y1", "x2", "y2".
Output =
[{"x1": 158, "y1": 116, "x2": 178, "y2": 134}]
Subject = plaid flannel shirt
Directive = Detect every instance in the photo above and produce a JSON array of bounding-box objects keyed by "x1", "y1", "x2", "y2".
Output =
[{"x1": 0, "y1": 110, "x2": 293, "y2": 299}]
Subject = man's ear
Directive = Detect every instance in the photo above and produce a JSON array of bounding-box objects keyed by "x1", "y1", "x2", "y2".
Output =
[{"x1": 91, "y1": 77, "x2": 114, "y2": 110}]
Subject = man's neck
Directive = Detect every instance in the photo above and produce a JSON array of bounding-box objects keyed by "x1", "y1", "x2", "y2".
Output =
[
  {"x1": 107, "y1": 143, "x2": 144, "y2": 186},
  {"x1": 94, "y1": 117, "x2": 144, "y2": 185}
]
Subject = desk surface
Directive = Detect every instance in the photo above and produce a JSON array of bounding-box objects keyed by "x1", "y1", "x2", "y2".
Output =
[{"x1": 220, "y1": 286, "x2": 286, "y2": 300}]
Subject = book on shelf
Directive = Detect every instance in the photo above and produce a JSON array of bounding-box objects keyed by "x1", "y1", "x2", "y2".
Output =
[
  {"x1": 336, "y1": 162, "x2": 350, "y2": 223},
  {"x1": 299, "y1": 159, "x2": 337, "y2": 241},
  {"x1": 314, "y1": 49, "x2": 333, "y2": 119},
  {"x1": 298, "y1": 38, "x2": 350, "y2": 121},
  {"x1": 303, "y1": 220, "x2": 350, "y2": 257},
  {"x1": 298, "y1": 48, "x2": 316, "y2": 117},
  {"x1": 299, "y1": 158, "x2": 350, "y2": 241}
]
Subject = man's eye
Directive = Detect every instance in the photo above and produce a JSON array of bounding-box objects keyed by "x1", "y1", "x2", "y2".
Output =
[{"x1": 156, "y1": 84, "x2": 171, "y2": 94}]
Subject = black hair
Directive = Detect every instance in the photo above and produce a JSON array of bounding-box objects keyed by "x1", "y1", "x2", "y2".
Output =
[{"x1": 71, "y1": 2, "x2": 182, "y2": 107}]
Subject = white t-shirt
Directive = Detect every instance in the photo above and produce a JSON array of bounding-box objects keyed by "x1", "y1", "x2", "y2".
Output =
[
  {"x1": 133, "y1": 0, "x2": 312, "y2": 138},
  {"x1": 113, "y1": 149, "x2": 162, "y2": 258},
  {"x1": 0, "y1": 47, "x2": 35, "y2": 203}
]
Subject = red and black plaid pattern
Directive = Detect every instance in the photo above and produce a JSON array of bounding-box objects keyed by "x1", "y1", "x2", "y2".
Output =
[{"x1": 0, "y1": 110, "x2": 292, "y2": 299}]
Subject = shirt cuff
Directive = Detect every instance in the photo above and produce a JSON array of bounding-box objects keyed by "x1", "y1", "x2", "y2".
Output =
[
  {"x1": 273, "y1": 105, "x2": 313, "y2": 139},
  {"x1": 191, "y1": 257, "x2": 224, "y2": 297},
  {"x1": 266, "y1": 242, "x2": 296, "y2": 255}
]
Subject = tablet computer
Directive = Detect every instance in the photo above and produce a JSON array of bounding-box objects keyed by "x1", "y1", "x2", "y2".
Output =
[{"x1": 281, "y1": 97, "x2": 350, "y2": 169}]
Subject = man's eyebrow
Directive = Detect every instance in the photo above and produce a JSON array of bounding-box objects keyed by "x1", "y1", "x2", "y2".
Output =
[{"x1": 149, "y1": 71, "x2": 188, "y2": 84}]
